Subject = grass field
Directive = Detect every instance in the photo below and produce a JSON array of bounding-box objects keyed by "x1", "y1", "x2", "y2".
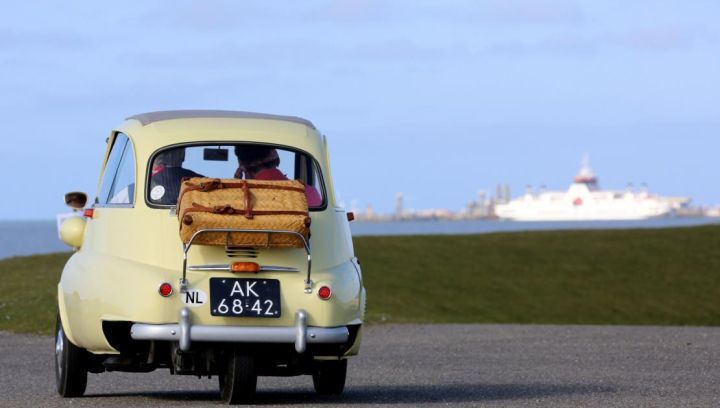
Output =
[
  {"x1": 2, "y1": 226, "x2": 720, "y2": 335},
  {"x1": 0, "y1": 252, "x2": 71, "y2": 334},
  {"x1": 356, "y1": 226, "x2": 720, "y2": 325}
]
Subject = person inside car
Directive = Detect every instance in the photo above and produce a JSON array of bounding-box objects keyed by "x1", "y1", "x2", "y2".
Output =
[
  {"x1": 150, "y1": 148, "x2": 204, "y2": 204},
  {"x1": 234, "y1": 146, "x2": 322, "y2": 207}
]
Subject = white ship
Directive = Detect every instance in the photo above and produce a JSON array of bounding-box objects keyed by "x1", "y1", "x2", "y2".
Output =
[{"x1": 494, "y1": 156, "x2": 689, "y2": 221}]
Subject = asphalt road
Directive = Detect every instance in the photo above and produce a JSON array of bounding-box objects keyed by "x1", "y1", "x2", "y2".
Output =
[{"x1": 2, "y1": 324, "x2": 720, "y2": 407}]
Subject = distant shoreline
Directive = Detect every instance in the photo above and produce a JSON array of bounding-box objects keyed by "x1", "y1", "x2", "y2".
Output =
[{"x1": 3, "y1": 217, "x2": 720, "y2": 260}]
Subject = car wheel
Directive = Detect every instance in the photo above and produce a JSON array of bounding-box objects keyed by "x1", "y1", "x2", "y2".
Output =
[
  {"x1": 55, "y1": 314, "x2": 88, "y2": 397},
  {"x1": 312, "y1": 359, "x2": 347, "y2": 395},
  {"x1": 218, "y1": 348, "x2": 257, "y2": 405}
]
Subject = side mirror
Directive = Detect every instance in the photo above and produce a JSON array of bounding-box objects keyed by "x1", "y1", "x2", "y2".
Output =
[{"x1": 65, "y1": 192, "x2": 88, "y2": 210}]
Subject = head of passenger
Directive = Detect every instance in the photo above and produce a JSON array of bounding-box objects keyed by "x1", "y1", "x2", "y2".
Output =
[
  {"x1": 234, "y1": 146, "x2": 284, "y2": 180},
  {"x1": 155, "y1": 149, "x2": 185, "y2": 167},
  {"x1": 149, "y1": 147, "x2": 205, "y2": 205}
]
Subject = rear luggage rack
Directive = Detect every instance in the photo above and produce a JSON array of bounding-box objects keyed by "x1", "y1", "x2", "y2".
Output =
[{"x1": 181, "y1": 228, "x2": 312, "y2": 294}]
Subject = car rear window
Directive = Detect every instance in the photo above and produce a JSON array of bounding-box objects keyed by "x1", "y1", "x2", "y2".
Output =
[{"x1": 146, "y1": 144, "x2": 326, "y2": 210}]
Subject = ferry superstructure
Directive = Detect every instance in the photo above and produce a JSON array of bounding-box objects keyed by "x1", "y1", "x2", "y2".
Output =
[{"x1": 494, "y1": 157, "x2": 689, "y2": 221}]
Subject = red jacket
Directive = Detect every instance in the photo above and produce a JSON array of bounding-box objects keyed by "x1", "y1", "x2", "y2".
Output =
[{"x1": 255, "y1": 168, "x2": 323, "y2": 207}]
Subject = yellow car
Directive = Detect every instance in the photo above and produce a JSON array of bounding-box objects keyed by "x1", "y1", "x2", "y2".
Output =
[{"x1": 57, "y1": 111, "x2": 366, "y2": 404}]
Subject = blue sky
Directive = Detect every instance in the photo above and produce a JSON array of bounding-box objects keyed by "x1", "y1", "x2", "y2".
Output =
[{"x1": 1, "y1": 0, "x2": 718, "y2": 219}]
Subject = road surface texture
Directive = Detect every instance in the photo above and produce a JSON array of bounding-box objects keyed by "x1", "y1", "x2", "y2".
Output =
[{"x1": 1, "y1": 324, "x2": 720, "y2": 407}]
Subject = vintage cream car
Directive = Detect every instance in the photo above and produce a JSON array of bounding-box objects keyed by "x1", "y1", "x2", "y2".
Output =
[{"x1": 57, "y1": 111, "x2": 365, "y2": 404}]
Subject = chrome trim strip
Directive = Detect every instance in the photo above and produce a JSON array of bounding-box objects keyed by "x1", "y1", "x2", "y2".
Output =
[
  {"x1": 129, "y1": 310, "x2": 348, "y2": 352},
  {"x1": 262, "y1": 265, "x2": 300, "y2": 272},
  {"x1": 188, "y1": 264, "x2": 300, "y2": 273},
  {"x1": 188, "y1": 264, "x2": 230, "y2": 272}
]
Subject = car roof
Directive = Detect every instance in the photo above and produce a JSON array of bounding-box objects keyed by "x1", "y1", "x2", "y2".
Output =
[
  {"x1": 115, "y1": 110, "x2": 326, "y2": 164},
  {"x1": 126, "y1": 110, "x2": 316, "y2": 130}
]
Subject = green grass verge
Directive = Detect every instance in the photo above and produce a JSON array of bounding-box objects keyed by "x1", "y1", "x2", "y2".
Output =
[
  {"x1": 0, "y1": 252, "x2": 71, "y2": 335},
  {"x1": 2, "y1": 226, "x2": 720, "y2": 334},
  {"x1": 355, "y1": 226, "x2": 720, "y2": 325}
]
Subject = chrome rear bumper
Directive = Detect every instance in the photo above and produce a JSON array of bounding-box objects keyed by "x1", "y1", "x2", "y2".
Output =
[{"x1": 130, "y1": 308, "x2": 349, "y2": 353}]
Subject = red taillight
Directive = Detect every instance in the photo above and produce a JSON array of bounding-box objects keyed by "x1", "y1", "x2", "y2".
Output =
[
  {"x1": 231, "y1": 262, "x2": 260, "y2": 273},
  {"x1": 83, "y1": 208, "x2": 94, "y2": 218},
  {"x1": 158, "y1": 282, "x2": 173, "y2": 297},
  {"x1": 318, "y1": 286, "x2": 332, "y2": 300}
]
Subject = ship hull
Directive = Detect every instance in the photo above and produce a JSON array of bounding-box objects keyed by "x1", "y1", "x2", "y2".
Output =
[
  {"x1": 494, "y1": 210, "x2": 669, "y2": 222},
  {"x1": 495, "y1": 185, "x2": 673, "y2": 222},
  {"x1": 495, "y1": 157, "x2": 685, "y2": 222}
]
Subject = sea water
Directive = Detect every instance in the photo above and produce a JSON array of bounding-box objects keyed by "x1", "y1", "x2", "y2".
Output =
[{"x1": 0, "y1": 220, "x2": 69, "y2": 260}]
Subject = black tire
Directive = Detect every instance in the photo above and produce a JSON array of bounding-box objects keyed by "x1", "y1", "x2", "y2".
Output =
[
  {"x1": 218, "y1": 348, "x2": 257, "y2": 405},
  {"x1": 312, "y1": 359, "x2": 347, "y2": 395},
  {"x1": 55, "y1": 314, "x2": 88, "y2": 397}
]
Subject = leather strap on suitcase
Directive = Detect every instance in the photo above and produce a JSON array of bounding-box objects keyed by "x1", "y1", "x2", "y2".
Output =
[{"x1": 177, "y1": 178, "x2": 311, "y2": 248}]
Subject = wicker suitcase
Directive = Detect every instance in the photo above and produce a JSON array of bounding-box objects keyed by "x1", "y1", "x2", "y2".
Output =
[{"x1": 177, "y1": 178, "x2": 311, "y2": 248}]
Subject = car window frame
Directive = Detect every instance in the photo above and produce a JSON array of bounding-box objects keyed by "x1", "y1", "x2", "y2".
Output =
[
  {"x1": 144, "y1": 141, "x2": 328, "y2": 212},
  {"x1": 95, "y1": 132, "x2": 136, "y2": 209}
]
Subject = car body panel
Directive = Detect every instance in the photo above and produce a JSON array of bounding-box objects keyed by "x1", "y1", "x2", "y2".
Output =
[{"x1": 58, "y1": 112, "x2": 363, "y2": 356}]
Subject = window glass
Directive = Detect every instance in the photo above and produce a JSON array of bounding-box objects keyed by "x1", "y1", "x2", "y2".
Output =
[
  {"x1": 97, "y1": 134, "x2": 128, "y2": 204},
  {"x1": 147, "y1": 144, "x2": 326, "y2": 209},
  {"x1": 108, "y1": 140, "x2": 136, "y2": 204}
]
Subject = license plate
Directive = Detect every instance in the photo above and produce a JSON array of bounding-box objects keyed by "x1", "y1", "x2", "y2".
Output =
[{"x1": 209, "y1": 278, "x2": 281, "y2": 318}]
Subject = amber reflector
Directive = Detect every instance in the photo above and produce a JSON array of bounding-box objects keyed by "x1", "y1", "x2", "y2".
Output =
[
  {"x1": 83, "y1": 208, "x2": 94, "y2": 218},
  {"x1": 158, "y1": 282, "x2": 173, "y2": 297},
  {"x1": 231, "y1": 262, "x2": 261, "y2": 273},
  {"x1": 318, "y1": 286, "x2": 332, "y2": 300}
]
